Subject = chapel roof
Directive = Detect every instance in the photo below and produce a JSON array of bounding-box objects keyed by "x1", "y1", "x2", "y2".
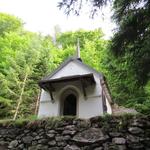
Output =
[
  {"x1": 38, "y1": 56, "x2": 114, "y2": 108},
  {"x1": 40, "y1": 56, "x2": 103, "y2": 82}
]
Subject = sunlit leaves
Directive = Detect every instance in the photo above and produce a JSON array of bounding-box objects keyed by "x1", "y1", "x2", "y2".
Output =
[{"x1": 0, "y1": 13, "x2": 22, "y2": 36}]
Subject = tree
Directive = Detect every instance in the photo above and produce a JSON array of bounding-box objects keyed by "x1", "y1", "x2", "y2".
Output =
[
  {"x1": 56, "y1": 29, "x2": 103, "y2": 48},
  {"x1": 58, "y1": 0, "x2": 150, "y2": 84},
  {"x1": 0, "y1": 13, "x2": 22, "y2": 36},
  {"x1": 111, "y1": 0, "x2": 150, "y2": 84},
  {"x1": 58, "y1": 0, "x2": 150, "y2": 115},
  {"x1": 0, "y1": 13, "x2": 53, "y2": 119},
  {"x1": 110, "y1": 0, "x2": 150, "y2": 113},
  {"x1": 58, "y1": 0, "x2": 110, "y2": 17}
]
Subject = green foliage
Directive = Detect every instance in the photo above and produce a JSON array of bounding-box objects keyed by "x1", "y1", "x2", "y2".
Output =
[
  {"x1": 57, "y1": 29, "x2": 104, "y2": 48},
  {"x1": 58, "y1": 0, "x2": 150, "y2": 115},
  {"x1": 56, "y1": 29, "x2": 107, "y2": 73},
  {"x1": 0, "y1": 13, "x2": 54, "y2": 119},
  {"x1": 111, "y1": 0, "x2": 150, "y2": 86},
  {"x1": 108, "y1": 0, "x2": 150, "y2": 113},
  {"x1": 0, "y1": 13, "x2": 22, "y2": 36},
  {"x1": 0, "y1": 10, "x2": 150, "y2": 120},
  {"x1": 58, "y1": 0, "x2": 110, "y2": 17},
  {"x1": 0, "y1": 97, "x2": 12, "y2": 118}
]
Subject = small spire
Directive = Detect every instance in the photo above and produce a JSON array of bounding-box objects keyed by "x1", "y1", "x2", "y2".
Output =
[{"x1": 77, "y1": 38, "x2": 80, "y2": 58}]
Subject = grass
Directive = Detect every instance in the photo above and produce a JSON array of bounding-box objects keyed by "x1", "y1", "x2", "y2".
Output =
[
  {"x1": 0, "y1": 114, "x2": 148, "y2": 128},
  {"x1": 0, "y1": 115, "x2": 38, "y2": 127},
  {"x1": 0, "y1": 115, "x2": 77, "y2": 128}
]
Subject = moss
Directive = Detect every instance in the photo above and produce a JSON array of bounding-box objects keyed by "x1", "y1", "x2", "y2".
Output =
[
  {"x1": 101, "y1": 114, "x2": 113, "y2": 121},
  {"x1": 0, "y1": 114, "x2": 148, "y2": 129},
  {"x1": 45, "y1": 117, "x2": 63, "y2": 128},
  {"x1": 0, "y1": 119, "x2": 13, "y2": 126},
  {"x1": 0, "y1": 119, "x2": 27, "y2": 127},
  {"x1": 61, "y1": 115, "x2": 76, "y2": 121},
  {"x1": 0, "y1": 115, "x2": 38, "y2": 127}
]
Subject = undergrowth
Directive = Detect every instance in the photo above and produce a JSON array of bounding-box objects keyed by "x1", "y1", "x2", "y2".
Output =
[{"x1": 0, "y1": 114, "x2": 148, "y2": 128}]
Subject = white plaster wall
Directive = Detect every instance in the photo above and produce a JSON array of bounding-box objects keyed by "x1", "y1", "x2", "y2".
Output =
[
  {"x1": 38, "y1": 101, "x2": 59, "y2": 117},
  {"x1": 56, "y1": 80, "x2": 104, "y2": 119},
  {"x1": 51, "y1": 61, "x2": 91, "y2": 79},
  {"x1": 106, "y1": 97, "x2": 112, "y2": 114},
  {"x1": 40, "y1": 90, "x2": 51, "y2": 102},
  {"x1": 38, "y1": 60, "x2": 107, "y2": 118},
  {"x1": 78, "y1": 95, "x2": 103, "y2": 119},
  {"x1": 38, "y1": 89, "x2": 59, "y2": 117},
  {"x1": 38, "y1": 79, "x2": 104, "y2": 118}
]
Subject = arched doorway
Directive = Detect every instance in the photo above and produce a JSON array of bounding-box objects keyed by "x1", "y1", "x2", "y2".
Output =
[
  {"x1": 63, "y1": 94, "x2": 77, "y2": 116},
  {"x1": 60, "y1": 88, "x2": 78, "y2": 116}
]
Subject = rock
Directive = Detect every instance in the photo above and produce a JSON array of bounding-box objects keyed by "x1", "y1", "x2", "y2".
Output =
[
  {"x1": 46, "y1": 133, "x2": 55, "y2": 138},
  {"x1": 34, "y1": 135, "x2": 40, "y2": 140},
  {"x1": 103, "y1": 143, "x2": 119, "y2": 150},
  {"x1": 24, "y1": 130, "x2": 30, "y2": 134},
  {"x1": 22, "y1": 136, "x2": 33, "y2": 144},
  {"x1": 82, "y1": 145, "x2": 92, "y2": 150},
  {"x1": 48, "y1": 147, "x2": 60, "y2": 150},
  {"x1": 0, "y1": 141, "x2": 8, "y2": 146},
  {"x1": 112, "y1": 138, "x2": 126, "y2": 144},
  {"x1": 94, "y1": 147, "x2": 103, "y2": 150},
  {"x1": 57, "y1": 141, "x2": 67, "y2": 147},
  {"x1": 34, "y1": 144, "x2": 49, "y2": 150},
  {"x1": 38, "y1": 139, "x2": 48, "y2": 144},
  {"x1": 39, "y1": 131, "x2": 44, "y2": 136},
  {"x1": 128, "y1": 127, "x2": 144, "y2": 134},
  {"x1": 16, "y1": 134, "x2": 23, "y2": 140},
  {"x1": 32, "y1": 140, "x2": 37, "y2": 145},
  {"x1": 62, "y1": 130, "x2": 76, "y2": 135},
  {"x1": 65, "y1": 125, "x2": 76, "y2": 130},
  {"x1": 55, "y1": 127, "x2": 64, "y2": 132},
  {"x1": 0, "y1": 115, "x2": 149, "y2": 150},
  {"x1": 0, "y1": 146, "x2": 7, "y2": 150},
  {"x1": 48, "y1": 140, "x2": 56, "y2": 146},
  {"x1": 104, "y1": 143, "x2": 126, "y2": 150},
  {"x1": 9, "y1": 140, "x2": 18, "y2": 148},
  {"x1": 32, "y1": 132, "x2": 38, "y2": 136},
  {"x1": 109, "y1": 132, "x2": 123, "y2": 137},
  {"x1": 55, "y1": 136, "x2": 64, "y2": 142},
  {"x1": 117, "y1": 145, "x2": 127, "y2": 150},
  {"x1": 18, "y1": 144, "x2": 24, "y2": 149},
  {"x1": 142, "y1": 137, "x2": 150, "y2": 147},
  {"x1": 130, "y1": 119, "x2": 144, "y2": 127},
  {"x1": 62, "y1": 125, "x2": 77, "y2": 135},
  {"x1": 126, "y1": 134, "x2": 140, "y2": 143},
  {"x1": 128, "y1": 143, "x2": 144, "y2": 150},
  {"x1": 76, "y1": 120, "x2": 91, "y2": 129},
  {"x1": 47, "y1": 130, "x2": 56, "y2": 134},
  {"x1": 6, "y1": 138, "x2": 12, "y2": 142},
  {"x1": 64, "y1": 145, "x2": 81, "y2": 150},
  {"x1": 63, "y1": 135, "x2": 71, "y2": 141},
  {"x1": 0, "y1": 130, "x2": 5, "y2": 135},
  {"x1": 38, "y1": 129, "x2": 44, "y2": 133},
  {"x1": 112, "y1": 104, "x2": 137, "y2": 115},
  {"x1": 28, "y1": 146, "x2": 37, "y2": 150},
  {"x1": 73, "y1": 128, "x2": 109, "y2": 144}
]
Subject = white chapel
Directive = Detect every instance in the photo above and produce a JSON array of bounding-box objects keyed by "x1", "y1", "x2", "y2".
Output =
[{"x1": 38, "y1": 45, "x2": 113, "y2": 119}]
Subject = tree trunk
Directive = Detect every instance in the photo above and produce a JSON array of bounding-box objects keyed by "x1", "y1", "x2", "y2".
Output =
[
  {"x1": 13, "y1": 72, "x2": 28, "y2": 120},
  {"x1": 34, "y1": 89, "x2": 41, "y2": 115}
]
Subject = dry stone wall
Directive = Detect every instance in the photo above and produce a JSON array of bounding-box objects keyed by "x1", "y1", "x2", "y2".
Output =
[{"x1": 0, "y1": 115, "x2": 150, "y2": 150}]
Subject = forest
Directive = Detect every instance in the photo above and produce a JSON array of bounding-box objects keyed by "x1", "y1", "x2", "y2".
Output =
[{"x1": 0, "y1": 0, "x2": 150, "y2": 119}]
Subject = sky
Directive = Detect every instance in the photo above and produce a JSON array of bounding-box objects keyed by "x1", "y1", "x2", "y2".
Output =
[{"x1": 0, "y1": 0, "x2": 116, "y2": 39}]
